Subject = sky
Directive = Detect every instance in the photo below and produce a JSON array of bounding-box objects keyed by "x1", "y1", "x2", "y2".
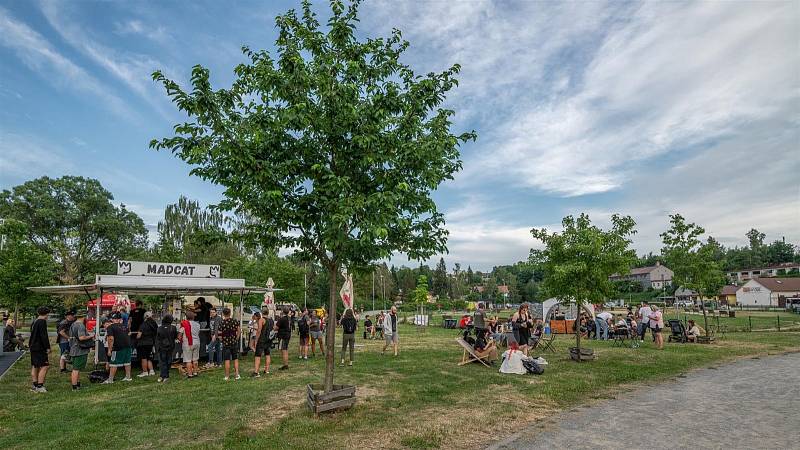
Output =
[{"x1": 1, "y1": 0, "x2": 798, "y2": 271}]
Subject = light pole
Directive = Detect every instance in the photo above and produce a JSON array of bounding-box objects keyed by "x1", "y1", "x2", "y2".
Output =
[
  {"x1": 304, "y1": 263, "x2": 308, "y2": 310},
  {"x1": 380, "y1": 273, "x2": 386, "y2": 310},
  {"x1": 372, "y1": 269, "x2": 375, "y2": 312}
]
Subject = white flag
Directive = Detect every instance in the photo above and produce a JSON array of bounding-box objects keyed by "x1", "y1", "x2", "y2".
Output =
[
  {"x1": 263, "y1": 277, "x2": 275, "y2": 305},
  {"x1": 340, "y1": 268, "x2": 354, "y2": 309}
]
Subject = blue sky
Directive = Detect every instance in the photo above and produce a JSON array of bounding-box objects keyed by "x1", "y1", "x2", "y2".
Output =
[{"x1": 1, "y1": 0, "x2": 798, "y2": 271}]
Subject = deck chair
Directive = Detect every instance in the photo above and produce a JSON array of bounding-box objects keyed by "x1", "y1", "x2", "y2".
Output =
[
  {"x1": 456, "y1": 337, "x2": 491, "y2": 368},
  {"x1": 537, "y1": 332, "x2": 556, "y2": 353},
  {"x1": 667, "y1": 319, "x2": 688, "y2": 343}
]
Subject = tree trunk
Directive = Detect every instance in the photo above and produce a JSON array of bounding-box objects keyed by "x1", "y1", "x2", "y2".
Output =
[
  {"x1": 701, "y1": 296, "x2": 709, "y2": 337},
  {"x1": 13, "y1": 300, "x2": 19, "y2": 326},
  {"x1": 575, "y1": 317, "x2": 582, "y2": 362},
  {"x1": 323, "y1": 263, "x2": 338, "y2": 392}
]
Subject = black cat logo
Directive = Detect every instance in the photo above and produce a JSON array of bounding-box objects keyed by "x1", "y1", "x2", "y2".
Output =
[
  {"x1": 209, "y1": 266, "x2": 221, "y2": 278},
  {"x1": 118, "y1": 261, "x2": 132, "y2": 275}
]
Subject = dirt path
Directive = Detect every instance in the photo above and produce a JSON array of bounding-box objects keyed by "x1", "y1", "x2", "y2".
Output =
[{"x1": 488, "y1": 352, "x2": 800, "y2": 450}]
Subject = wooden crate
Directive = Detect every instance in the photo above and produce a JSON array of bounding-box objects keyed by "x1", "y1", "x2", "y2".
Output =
[
  {"x1": 307, "y1": 383, "x2": 356, "y2": 416},
  {"x1": 569, "y1": 347, "x2": 595, "y2": 362}
]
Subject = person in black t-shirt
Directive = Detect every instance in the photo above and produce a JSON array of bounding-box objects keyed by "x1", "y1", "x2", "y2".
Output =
[
  {"x1": 29, "y1": 306, "x2": 51, "y2": 393},
  {"x1": 104, "y1": 313, "x2": 133, "y2": 383},
  {"x1": 56, "y1": 310, "x2": 75, "y2": 373},
  {"x1": 364, "y1": 315, "x2": 374, "y2": 339},
  {"x1": 276, "y1": 307, "x2": 291, "y2": 370}
]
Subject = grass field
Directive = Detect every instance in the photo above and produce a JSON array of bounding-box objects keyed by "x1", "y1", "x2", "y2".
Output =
[{"x1": 0, "y1": 325, "x2": 797, "y2": 450}]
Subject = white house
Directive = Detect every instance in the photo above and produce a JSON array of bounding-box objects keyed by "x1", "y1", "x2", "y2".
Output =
[
  {"x1": 735, "y1": 278, "x2": 800, "y2": 308},
  {"x1": 609, "y1": 262, "x2": 673, "y2": 290}
]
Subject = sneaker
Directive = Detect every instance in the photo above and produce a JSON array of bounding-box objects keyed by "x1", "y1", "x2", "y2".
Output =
[
  {"x1": 35, "y1": 386, "x2": 48, "y2": 393},
  {"x1": 137, "y1": 373, "x2": 149, "y2": 378},
  {"x1": 251, "y1": 372, "x2": 261, "y2": 378},
  {"x1": 224, "y1": 376, "x2": 229, "y2": 381},
  {"x1": 102, "y1": 379, "x2": 114, "y2": 384},
  {"x1": 348, "y1": 361, "x2": 353, "y2": 366},
  {"x1": 234, "y1": 374, "x2": 241, "y2": 380},
  {"x1": 340, "y1": 360, "x2": 345, "y2": 366},
  {"x1": 157, "y1": 377, "x2": 164, "y2": 383},
  {"x1": 121, "y1": 377, "x2": 133, "y2": 382},
  {"x1": 265, "y1": 370, "x2": 270, "y2": 375},
  {"x1": 149, "y1": 370, "x2": 156, "y2": 376},
  {"x1": 72, "y1": 385, "x2": 80, "y2": 391},
  {"x1": 60, "y1": 368, "x2": 68, "y2": 373}
]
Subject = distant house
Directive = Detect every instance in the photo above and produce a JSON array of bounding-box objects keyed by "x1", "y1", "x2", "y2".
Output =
[
  {"x1": 736, "y1": 278, "x2": 800, "y2": 308},
  {"x1": 609, "y1": 262, "x2": 673, "y2": 290},
  {"x1": 718, "y1": 285, "x2": 739, "y2": 305},
  {"x1": 473, "y1": 284, "x2": 510, "y2": 298},
  {"x1": 727, "y1": 263, "x2": 800, "y2": 283},
  {"x1": 674, "y1": 287, "x2": 699, "y2": 303}
]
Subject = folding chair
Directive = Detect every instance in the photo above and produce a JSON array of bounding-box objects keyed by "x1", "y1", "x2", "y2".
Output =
[
  {"x1": 455, "y1": 337, "x2": 491, "y2": 368},
  {"x1": 537, "y1": 332, "x2": 556, "y2": 353}
]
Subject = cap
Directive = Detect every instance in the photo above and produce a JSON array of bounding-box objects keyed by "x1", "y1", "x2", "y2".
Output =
[
  {"x1": 110, "y1": 312, "x2": 123, "y2": 320},
  {"x1": 75, "y1": 310, "x2": 87, "y2": 317},
  {"x1": 66, "y1": 310, "x2": 76, "y2": 316}
]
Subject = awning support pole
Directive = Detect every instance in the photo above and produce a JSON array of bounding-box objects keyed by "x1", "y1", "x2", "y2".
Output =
[
  {"x1": 94, "y1": 287, "x2": 102, "y2": 365},
  {"x1": 239, "y1": 289, "x2": 244, "y2": 353}
]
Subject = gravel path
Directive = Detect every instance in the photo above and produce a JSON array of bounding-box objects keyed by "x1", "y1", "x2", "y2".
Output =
[{"x1": 489, "y1": 352, "x2": 800, "y2": 450}]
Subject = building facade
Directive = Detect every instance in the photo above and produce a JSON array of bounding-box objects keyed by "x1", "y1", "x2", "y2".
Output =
[
  {"x1": 727, "y1": 263, "x2": 800, "y2": 283},
  {"x1": 609, "y1": 262, "x2": 673, "y2": 290},
  {"x1": 735, "y1": 278, "x2": 800, "y2": 307}
]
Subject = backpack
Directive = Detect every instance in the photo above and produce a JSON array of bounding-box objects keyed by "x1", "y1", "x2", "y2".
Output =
[
  {"x1": 157, "y1": 325, "x2": 175, "y2": 350},
  {"x1": 342, "y1": 318, "x2": 357, "y2": 334},
  {"x1": 88, "y1": 369, "x2": 109, "y2": 383},
  {"x1": 522, "y1": 358, "x2": 544, "y2": 375},
  {"x1": 298, "y1": 317, "x2": 309, "y2": 333}
]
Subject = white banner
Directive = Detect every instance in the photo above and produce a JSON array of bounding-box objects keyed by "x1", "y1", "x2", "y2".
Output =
[
  {"x1": 117, "y1": 260, "x2": 221, "y2": 278},
  {"x1": 263, "y1": 277, "x2": 275, "y2": 305},
  {"x1": 340, "y1": 268, "x2": 354, "y2": 310}
]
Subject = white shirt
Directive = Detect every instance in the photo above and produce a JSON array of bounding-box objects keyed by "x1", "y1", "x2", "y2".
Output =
[
  {"x1": 499, "y1": 350, "x2": 528, "y2": 375},
  {"x1": 597, "y1": 311, "x2": 613, "y2": 321},
  {"x1": 639, "y1": 306, "x2": 652, "y2": 324}
]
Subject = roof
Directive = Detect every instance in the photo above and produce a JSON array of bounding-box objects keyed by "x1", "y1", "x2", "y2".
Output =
[
  {"x1": 727, "y1": 262, "x2": 800, "y2": 273},
  {"x1": 28, "y1": 274, "x2": 279, "y2": 296},
  {"x1": 609, "y1": 264, "x2": 670, "y2": 279},
  {"x1": 498, "y1": 285, "x2": 509, "y2": 294},
  {"x1": 720, "y1": 285, "x2": 739, "y2": 296},
  {"x1": 675, "y1": 287, "x2": 698, "y2": 296},
  {"x1": 748, "y1": 278, "x2": 800, "y2": 292}
]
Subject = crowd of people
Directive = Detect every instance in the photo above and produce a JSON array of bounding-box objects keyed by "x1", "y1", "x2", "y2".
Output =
[{"x1": 21, "y1": 299, "x2": 405, "y2": 393}]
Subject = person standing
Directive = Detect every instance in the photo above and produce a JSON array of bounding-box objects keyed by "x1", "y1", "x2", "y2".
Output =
[
  {"x1": 103, "y1": 312, "x2": 133, "y2": 383},
  {"x1": 252, "y1": 310, "x2": 273, "y2": 377},
  {"x1": 179, "y1": 310, "x2": 201, "y2": 378},
  {"x1": 638, "y1": 302, "x2": 652, "y2": 342},
  {"x1": 511, "y1": 303, "x2": 532, "y2": 353},
  {"x1": 363, "y1": 315, "x2": 374, "y2": 340},
  {"x1": 206, "y1": 307, "x2": 223, "y2": 368},
  {"x1": 649, "y1": 306, "x2": 665, "y2": 349},
  {"x1": 340, "y1": 309, "x2": 357, "y2": 366},
  {"x1": 381, "y1": 306, "x2": 399, "y2": 356},
  {"x1": 129, "y1": 300, "x2": 146, "y2": 337},
  {"x1": 473, "y1": 302, "x2": 487, "y2": 342},
  {"x1": 297, "y1": 308, "x2": 310, "y2": 360},
  {"x1": 56, "y1": 310, "x2": 76, "y2": 374},
  {"x1": 595, "y1": 308, "x2": 613, "y2": 341},
  {"x1": 218, "y1": 307, "x2": 241, "y2": 380},
  {"x1": 136, "y1": 311, "x2": 158, "y2": 377},
  {"x1": 308, "y1": 309, "x2": 324, "y2": 357},
  {"x1": 68, "y1": 311, "x2": 94, "y2": 390},
  {"x1": 155, "y1": 314, "x2": 178, "y2": 383},
  {"x1": 29, "y1": 306, "x2": 51, "y2": 393},
  {"x1": 276, "y1": 306, "x2": 291, "y2": 370}
]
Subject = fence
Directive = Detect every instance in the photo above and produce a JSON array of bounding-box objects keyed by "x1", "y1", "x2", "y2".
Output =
[{"x1": 665, "y1": 312, "x2": 800, "y2": 334}]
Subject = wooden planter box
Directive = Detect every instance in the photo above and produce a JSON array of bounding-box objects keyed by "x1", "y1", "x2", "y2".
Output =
[
  {"x1": 569, "y1": 347, "x2": 595, "y2": 362},
  {"x1": 307, "y1": 384, "x2": 356, "y2": 416},
  {"x1": 696, "y1": 336, "x2": 715, "y2": 344}
]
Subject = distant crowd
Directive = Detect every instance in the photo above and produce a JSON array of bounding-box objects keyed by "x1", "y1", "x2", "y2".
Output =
[{"x1": 17, "y1": 299, "x2": 402, "y2": 393}]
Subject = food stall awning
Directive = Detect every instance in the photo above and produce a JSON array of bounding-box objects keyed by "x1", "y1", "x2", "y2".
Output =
[{"x1": 28, "y1": 274, "x2": 277, "y2": 296}]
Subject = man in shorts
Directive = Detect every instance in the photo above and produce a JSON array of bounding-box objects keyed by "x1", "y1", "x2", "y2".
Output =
[
  {"x1": 69, "y1": 311, "x2": 94, "y2": 390},
  {"x1": 56, "y1": 310, "x2": 76, "y2": 373},
  {"x1": 382, "y1": 306, "x2": 399, "y2": 356},
  {"x1": 29, "y1": 306, "x2": 51, "y2": 393},
  {"x1": 103, "y1": 312, "x2": 133, "y2": 383},
  {"x1": 276, "y1": 306, "x2": 291, "y2": 370},
  {"x1": 218, "y1": 307, "x2": 241, "y2": 380},
  {"x1": 251, "y1": 310, "x2": 273, "y2": 377}
]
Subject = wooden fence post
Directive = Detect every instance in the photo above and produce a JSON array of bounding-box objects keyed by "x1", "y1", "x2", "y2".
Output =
[
  {"x1": 748, "y1": 316, "x2": 752, "y2": 332},
  {"x1": 777, "y1": 315, "x2": 780, "y2": 332}
]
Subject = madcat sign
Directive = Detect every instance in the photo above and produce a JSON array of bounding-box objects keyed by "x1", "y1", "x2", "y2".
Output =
[{"x1": 117, "y1": 260, "x2": 221, "y2": 278}]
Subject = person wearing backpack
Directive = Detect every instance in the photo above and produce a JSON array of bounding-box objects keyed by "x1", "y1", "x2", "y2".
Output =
[
  {"x1": 155, "y1": 315, "x2": 178, "y2": 383},
  {"x1": 68, "y1": 311, "x2": 95, "y2": 390},
  {"x1": 339, "y1": 309, "x2": 358, "y2": 366},
  {"x1": 252, "y1": 310, "x2": 274, "y2": 377},
  {"x1": 136, "y1": 311, "x2": 158, "y2": 378}
]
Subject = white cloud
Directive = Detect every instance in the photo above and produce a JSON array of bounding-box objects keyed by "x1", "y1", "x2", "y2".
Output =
[
  {"x1": 0, "y1": 131, "x2": 75, "y2": 180},
  {"x1": 0, "y1": 6, "x2": 133, "y2": 118},
  {"x1": 39, "y1": 0, "x2": 176, "y2": 121},
  {"x1": 113, "y1": 19, "x2": 171, "y2": 44}
]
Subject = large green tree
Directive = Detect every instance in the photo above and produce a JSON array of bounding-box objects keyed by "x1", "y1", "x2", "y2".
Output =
[
  {"x1": 151, "y1": 0, "x2": 475, "y2": 391},
  {"x1": 0, "y1": 176, "x2": 148, "y2": 284},
  {"x1": 0, "y1": 219, "x2": 58, "y2": 321},
  {"x1": 661, "y1": 214, "x2": 724, "y2": 336},
  {"x1": 155, "y1": 196, "x2": 240, "y2": 264},
  {"x1": 530, "y1": 214, "x2": 637, "y2": 360},
  {"x1": 432, "y1": 257, "x2": 449, "y2": 300}
]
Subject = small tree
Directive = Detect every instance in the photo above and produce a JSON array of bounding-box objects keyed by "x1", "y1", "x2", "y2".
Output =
[
  {"x1": 530, "y1": 214, "x2": 637, "y2": 361},
  {"x1": 413, "y1": 275, "x2": 429, "y2": 314},
  {"x1": 151, "y1": 0, "x2": 475, "y2": 392},
  {"x1": 661, "y1": 214, "x2": 724, "y2": 337}
]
